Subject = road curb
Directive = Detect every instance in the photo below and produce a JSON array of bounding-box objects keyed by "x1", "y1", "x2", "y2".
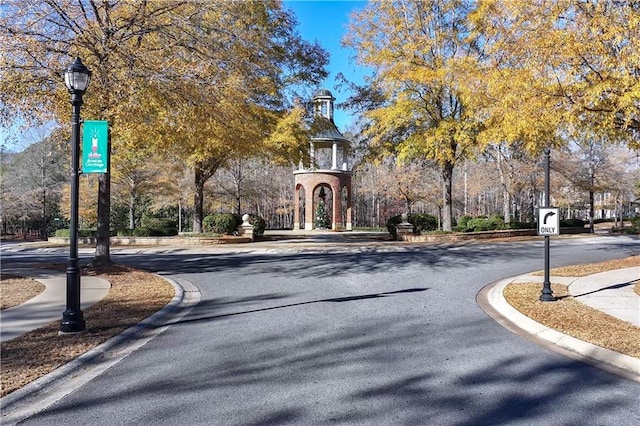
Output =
[
  {"x1": 0, "y1": 275, "x2": 201, "y2": 425},
  {"x1": 477, "y1": 276, "x2": 640, "y2": 384}
]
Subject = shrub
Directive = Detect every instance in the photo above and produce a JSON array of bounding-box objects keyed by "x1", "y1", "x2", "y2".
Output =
[
  {"x1": 132, "y1": 227, "x2": 151, "y2": 236},
  {"x1": 55, "y1": 229, "x2": 97, "y2": 237},
  {"x1": 504, "y1": 221, "x2": 535, "y2": 230},
  {"x1": 140, "y1": 218, "x2": 177, "y2": 236},
  {"x1": 203, "y1": 213, "x2": 239, "y2": 235},
  {"x1": 624, "y1": 216, "x2": 640, "y2": 235},
  {"x1": 455, "y1": 215, "x2": 473, "y2": 232},
  {"x1": 410, "y1": 213, "x2": 438, "y2": 234},
  {"x1": 559, "y1": 218, "x2": 585, "y2": 228},
  {"x1": 593, "y1": 218, "x2": 614, "y2": 224},
  {"x1": 465, "y1": 216, "x2": 488, "y2": 232},
  {"x1": 386, "y1": 213, "x2": 438, "y2": 236},
  {"x1": 247, "y1": 214, "x2": 266, "y2": 236},
  {"x1": 202, "y1": 215, "x2": 217, "y2": 233},
  {"x1": 55, "y1": 229, "x2": 70, "y2": 237},
  {"x1": 387, "y1": 215, "x2": 401, "y2": 236},
  {"x1": 463, "y1": 215, "x2": 505, "y2": 232}
]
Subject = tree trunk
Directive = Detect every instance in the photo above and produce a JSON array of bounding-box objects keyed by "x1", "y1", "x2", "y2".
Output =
[
  {"x1": 463, "y1": 159, "x2": 468, "y2": 216},
  {"x1": 589, "y1": 189, "x2": 595, "y2": 233},
  {"x1": 41, "y1": 156, "x2": 48, "y2": 240},
  {"x1": 178, "y1": 198, "x2": 183, "y2": 233},
  {"x1": 496, "y1": 148, "x2": 511, "y2": 223},
  {"x1": 441, "y1": 160, "x2": 454, "y2": 232},
  {"x1": 192, "y1": 159, "x2": 223, "y2": 233},
  {"x1": 94, "y1": 133, "x2": 112, "y2": 266},
  {"x1": 128, "y1": 192, "x2": 135, "y2": 230},
  {"x1": 94, "y1": 172, "x2": 112, "y2": 266},
  {"x1": 615, "y1": 192, "x2": 621, "y2": 228},
  {"x1": 193, "y1": 166, "x2": 205, "y2": 233}
]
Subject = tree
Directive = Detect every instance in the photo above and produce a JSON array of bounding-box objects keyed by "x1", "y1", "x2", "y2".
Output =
[
  {"x1": 1, "y1": 1, "x2": 328, "y2": 261},
  {"x1": 375, "y1": 158, "x2": 440, "y2": 217},
  {"x1": 60, "y1": 175, "x2": 99, "y2": 229},
  {"x1": 472, "y1": 0, "x2": 640, "y2": 150},
  {"x1": 0, "y1": 132, "x2": 67, "y2": 237},
  {"x1": 146, "y1": 158, "x2": 194, "y2": 233},
  {"x1": 314, "y1": 200, "x2": 331, "y2": 229},
  {"x1": 556, "y1": 135, "x2": 607, "y2": 233},
  {"x1": 344, "y1": 0, "x2": 484, "y2": 231},
  {"x1": 111, "y1": 154, "x2": 163, "y2": 230},
  {"x1": 554, "y1": 132, "x2": 637, "y2": 232}
]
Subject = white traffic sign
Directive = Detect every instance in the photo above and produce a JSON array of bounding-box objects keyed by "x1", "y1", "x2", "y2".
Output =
[{"x1": 538, "y1": 208, "x2": 559, "y2": 236}]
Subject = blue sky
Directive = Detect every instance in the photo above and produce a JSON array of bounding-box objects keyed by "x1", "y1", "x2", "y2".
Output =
[{"x1": 284, "y1": 0, "x2": 368, "y2": 130}]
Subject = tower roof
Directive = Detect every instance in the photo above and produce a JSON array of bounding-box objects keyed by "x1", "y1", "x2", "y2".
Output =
[
  {"x1": 313, "y1": 88, "x2": 335, "y2": 100},
  {"x1": 311, "y1": 117, "x2": 348, "y2": 143}
]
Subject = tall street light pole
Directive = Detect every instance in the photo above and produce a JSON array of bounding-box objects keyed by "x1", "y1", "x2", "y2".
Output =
[{"x1": 61, "y1": 57, "x2": 91, "y2": 334}]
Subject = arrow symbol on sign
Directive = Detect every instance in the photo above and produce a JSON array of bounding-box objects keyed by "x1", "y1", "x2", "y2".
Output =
[{"x1": 543, "y1": 211, "x2": 556, "y2": 224}]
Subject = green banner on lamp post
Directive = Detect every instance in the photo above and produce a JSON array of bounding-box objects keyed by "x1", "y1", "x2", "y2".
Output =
[{"x1": 82, "y1": 120, "x2": 109, "y2": 173}]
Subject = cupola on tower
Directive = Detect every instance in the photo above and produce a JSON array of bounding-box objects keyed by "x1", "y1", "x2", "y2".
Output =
[{"x1": 293, "y1": 89, "x2": 352, "y2": 231}]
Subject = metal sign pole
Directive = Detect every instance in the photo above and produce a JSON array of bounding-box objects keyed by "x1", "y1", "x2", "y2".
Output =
[{"x1": 540, "y1": 148, "x2": 555, "y2": 301}]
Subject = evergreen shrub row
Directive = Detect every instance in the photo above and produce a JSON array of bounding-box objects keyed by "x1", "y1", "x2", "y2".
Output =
[
  {"x1": 114, "y1": 218, "x2": 178, "y2": 237},
  {"x1": 454, "y1": 215, "x2": 536, "y2": 232},
  {"x1": 558, "y1": 218, "x2": 585, "y2": 228},
  {"x1": 54, "y1": 214, "x2": 265, "y2": 238},
  {"x1": 54, "y1": 229, "x2": 97, "y2": 238}
]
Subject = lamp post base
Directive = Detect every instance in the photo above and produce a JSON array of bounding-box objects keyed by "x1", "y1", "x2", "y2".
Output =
[
  {"x1": 60, "y1": 310, "x2": 86, "y2": 334},
  {"x1": 539, "y1": 287, "x2": 556, "y2": 302}
]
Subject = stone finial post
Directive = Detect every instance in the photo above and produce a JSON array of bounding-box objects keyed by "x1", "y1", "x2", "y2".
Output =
[
  {"x1": 237, "y1": 214, "x2": 255, "y2": 241},
  {"x1": 396, "y1": 213, "x2": 414, "y2": 241}
]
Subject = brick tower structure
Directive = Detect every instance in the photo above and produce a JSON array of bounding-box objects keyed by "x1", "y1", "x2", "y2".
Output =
[{"x1": 293, "y1": 89, "x2": 352, "y2": 231}]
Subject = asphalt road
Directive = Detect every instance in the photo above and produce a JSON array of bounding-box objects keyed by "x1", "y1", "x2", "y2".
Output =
[{"x1": 4, "y1": 235, "x2": 640, "y2": 425}]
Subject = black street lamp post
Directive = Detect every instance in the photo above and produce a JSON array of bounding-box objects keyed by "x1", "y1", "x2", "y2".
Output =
[{"x1": 61, "y1": 57, "x2": 91, "y2": 333}]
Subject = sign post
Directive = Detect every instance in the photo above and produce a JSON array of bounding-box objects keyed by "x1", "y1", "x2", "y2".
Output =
[
  {"x1": 539, "y1": 148, "x2": 555, "y2": 302},
  {"x1": 82, "y1": 120, "x2": 109, "y2": 174}
]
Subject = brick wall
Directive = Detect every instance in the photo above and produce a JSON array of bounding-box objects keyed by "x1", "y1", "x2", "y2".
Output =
[{"x1": 293, "y1": 171, "x2": 352, "y2": 231}]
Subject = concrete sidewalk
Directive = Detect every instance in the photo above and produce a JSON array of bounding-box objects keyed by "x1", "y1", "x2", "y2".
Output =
[
  {"x1": 569, "y1": 267, "x2": 639, "y2": 326},
  {"x1": 1, "y1": 269, "x2": 111, "y2": 342},
  {"x1": 510, "y1": 267, "x2": 639, "y2": 327}
]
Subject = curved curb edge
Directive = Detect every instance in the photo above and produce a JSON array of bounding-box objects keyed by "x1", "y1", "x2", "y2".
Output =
[
  {"x1": 477, "y1": 276, "x2": 640, "y2": 384},
  {"x1": 0, "y1": 275, "x2": 202, "y2": 425}
]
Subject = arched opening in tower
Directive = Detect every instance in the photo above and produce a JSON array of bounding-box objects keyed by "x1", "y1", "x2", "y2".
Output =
[{"x1": 314, "y1": 185, "x2": 333, "y2": 229}]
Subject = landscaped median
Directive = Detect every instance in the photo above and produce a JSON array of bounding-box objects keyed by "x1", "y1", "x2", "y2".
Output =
[
  {"x1": 398, "y1": 227, "x2": 590, "y2": 242},
  {"x1": 503, "y1": 256, "x2": 640, "y2": 359}
]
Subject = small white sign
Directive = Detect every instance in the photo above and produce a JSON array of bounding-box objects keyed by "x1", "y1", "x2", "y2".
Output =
[{"x1": 538, "y1": 208, "x2": 559, "y2": 236}]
